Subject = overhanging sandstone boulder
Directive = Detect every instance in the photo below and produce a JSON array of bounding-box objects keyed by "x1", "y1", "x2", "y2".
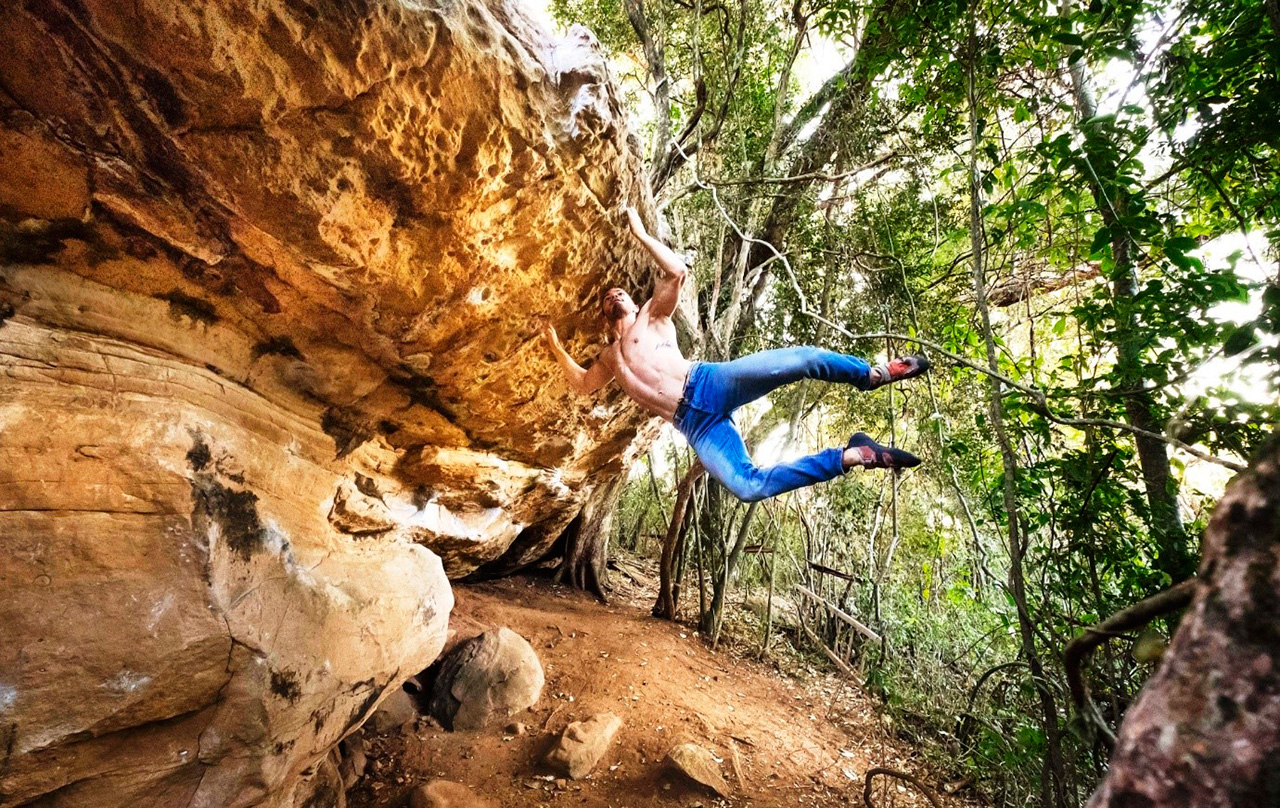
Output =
[{"x1": 0, "y1": 0, "x2": 655, "y2": 805}]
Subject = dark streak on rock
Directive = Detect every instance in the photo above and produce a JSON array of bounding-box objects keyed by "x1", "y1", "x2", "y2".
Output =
[
  {"x1": 187, "y1": 433, "x2": 212, "y2": 472},
  {"x1": 160, "y1": 290, "x2": 219, "y2": 326},
  {"x1": 270, "y1": 669, "x2": 302, "y2": 704},
  {"x1": 364, "y1": 159, "x2": 420, "y2": 222},
  {"x1": 191, "y1": 477, "x2": 267, "y2": 562},
  {"x1": 353, "y1": 474, "x2": 380, "y2": 499},
  {"x1": 320, "y1": 406, "x2": 372, "y2": 460},
  {"x1": 1, "y1": 721, "x2": 17, "y2": 775},
  {"x1": 301, "y1": 782, "x2": 340, "y2": 808},
  {"x1": 33, "y1": 0, "x2": 200, "y2": 199},
  {"x1": 399, "y1": 374, "x2": 458, "y2": 422},
  {"x1": 136, "y1": 64, "x2": 188, "y2": 128},
  {"x1": 252, "y1": 335, "x2": 305, "y2": 361},
  {"x1": 0, "y1": 218, "x2": 101, "y2": 265},
  {"x1": 410, "y1": 486, "x2": 432, "y2": 510},
  {"x1": 345, "y1": 678, "x2": 383, "y2": 735},
  {"x1": 1216, "y1": 694, "x2": 1240, "y2": 723}
]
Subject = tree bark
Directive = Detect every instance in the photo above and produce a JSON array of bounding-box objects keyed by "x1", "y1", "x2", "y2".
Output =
[
  {"x1": 622, "y1": 0, "x2": 671, "y2": 172},
  {"x1": 1088, "y1": 432, "x2": 1280, "y2": 807},
  {"x1": 653, "y1": 462, "x2": 705, "y2": 619},
  {"x1": 704, "y1": 500, "x2": 759, "y2": 642},
  {"x1": 556, "y1": 476, "x2": 625, "y2": 601}
]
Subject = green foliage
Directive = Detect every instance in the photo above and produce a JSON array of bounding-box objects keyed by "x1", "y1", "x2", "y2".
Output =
[{"x1": 553, "y1": 0, "x2": 1277, "y2": 803}]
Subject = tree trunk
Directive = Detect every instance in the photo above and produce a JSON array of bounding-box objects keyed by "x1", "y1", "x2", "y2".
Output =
[
  {"x1": 653, "y1": 462, "x2": 705, "y2": 619},
  {"x1": 704, "y1": 501, "x2": 759, "y2": 641},
  {"x1": 622, "y1": 0, "x2": 670, "y2": 170},
  {"x1": 556, "y1": 476, "x2": 625, "y2": 601},
  {"x1": 1087, "y1": 433, "x2": 1280, "y2": 806},
  {"x1": 968, "y1": 17, "x2": 1070, "y2": 804},
  {"x1": 1065, "y1": 23, "x2": 1193, "y2": 582}
]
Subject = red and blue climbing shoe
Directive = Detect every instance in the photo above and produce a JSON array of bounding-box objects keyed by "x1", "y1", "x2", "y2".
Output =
[
  {"x1": 846, "y1": 432, "x2": 922, "y2": 470},
  {"x1": 869, "y1": 355, "x2": 931, "y2": 388}
]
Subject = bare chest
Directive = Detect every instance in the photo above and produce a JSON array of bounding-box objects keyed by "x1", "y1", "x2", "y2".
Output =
[{"x1": 620, "y1": 318, "x2": 679, "y2": 355}]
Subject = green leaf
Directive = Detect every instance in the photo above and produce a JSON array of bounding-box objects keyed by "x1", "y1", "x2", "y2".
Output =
[
  {"x1": 1052, "y1": 32, "x2": 1086, "y2": 47},
  {"x1": 1223, "y1": 324, "x2": 1258, "y2": 356},
  {"x1": 1089, "y1": 226, "x2": 1112, "y2": 256}
]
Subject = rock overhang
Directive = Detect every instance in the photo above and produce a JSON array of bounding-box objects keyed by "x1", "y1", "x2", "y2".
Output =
[{"x1": 0, "y1": 0, "x2": 658, "y2": 804}]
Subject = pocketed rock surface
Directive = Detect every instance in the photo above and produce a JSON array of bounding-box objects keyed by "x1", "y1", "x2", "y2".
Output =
[{"x1": 0, "y1": 0, "x2": 655, "y2": 805}]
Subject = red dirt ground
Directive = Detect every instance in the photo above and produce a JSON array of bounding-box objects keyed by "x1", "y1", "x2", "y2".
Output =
[{"x1": 347, "y1": 571, "x2": 964, "y2": 808}]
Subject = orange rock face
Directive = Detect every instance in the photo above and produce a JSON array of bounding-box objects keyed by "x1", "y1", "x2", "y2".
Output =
[{"x1": 0, "y1": 0, "x2": 653, "y2": 805}]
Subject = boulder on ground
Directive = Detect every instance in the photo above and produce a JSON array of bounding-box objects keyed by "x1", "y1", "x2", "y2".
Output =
[
  {"x1": 409, "y1": 780, "x2": 498, "y2": 808},
  {"x1": 666, "y1": 743, "x2": 731, "y2": 798},
  {"x1": 742, "y1": 592, "x2": 800, "y2": 629},
  {"x1": 544, "y1": 712, "x2": 623, "y2": 779},
  {"x1": 368, "y1": 687, "x2": 420, "y2": 734},
  {"x1": 428, "y1": 628, "x2": 545, "y2": 730}
]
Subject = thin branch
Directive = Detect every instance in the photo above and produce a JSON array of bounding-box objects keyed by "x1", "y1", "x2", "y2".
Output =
[
  {"x1": 702, "y1": 152, "x2": 898, "y2": 187},
  {"x1": 671, "y1": 148, "x2": 1247, "y2": 473},
  {"x1": 862, "y1": 768, "x2": 943, "y2": 808},
  {"x1": 1064, "y1": 577, "x2": 1197, "y2": 744},
  {"x1": 653, "y1": 460, "x2": 705, "y2": 620},
  {"x1": 956, "y1": 661, "x2": 1030, "y2": 743}
]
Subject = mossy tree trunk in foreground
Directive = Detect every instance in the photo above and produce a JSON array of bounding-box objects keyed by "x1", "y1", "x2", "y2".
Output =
[{"x1": 1088, "y1": 432, "x2": 1280, "y2": 807}]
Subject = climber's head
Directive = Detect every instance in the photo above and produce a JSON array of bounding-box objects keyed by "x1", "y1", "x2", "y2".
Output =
[{"x1": 601, "y1": 287, "x2": 638, "y2": 322}]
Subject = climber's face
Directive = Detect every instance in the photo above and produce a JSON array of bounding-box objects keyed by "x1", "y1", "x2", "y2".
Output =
[{"x1": 601, "y1": 287, "x2": 637, "y2": 322}]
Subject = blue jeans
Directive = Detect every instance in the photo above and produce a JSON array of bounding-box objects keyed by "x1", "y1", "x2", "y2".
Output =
[{"x1": 673, "y1": 347, "x2": 872, "y2": 502}]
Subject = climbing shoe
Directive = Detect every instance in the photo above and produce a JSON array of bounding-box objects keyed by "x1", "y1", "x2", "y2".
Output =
[
  {"x1": 869, "y1": 355, "x2": 931, "y2": 388},
  {"x1": 845, "y1": 432, "x2": 921, "y2": 470}
]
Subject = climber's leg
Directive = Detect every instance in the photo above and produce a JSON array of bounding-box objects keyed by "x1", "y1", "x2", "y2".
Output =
[
  {"x1": 676, "y1": 409, "x2": 846, "y2": 502},
  {"x1": 691, "y1": 347, "x2": 873, "y2": 415}
]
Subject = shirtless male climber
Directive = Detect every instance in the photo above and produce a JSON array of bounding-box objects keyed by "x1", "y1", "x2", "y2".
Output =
[{"x1": 541, "y1": 207, "x2": 929, "y2": 503}]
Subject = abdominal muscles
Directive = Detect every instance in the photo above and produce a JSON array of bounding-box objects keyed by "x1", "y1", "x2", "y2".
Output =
[{"x1": 616, "y1": 347, "x2": 688, "y2": 420}]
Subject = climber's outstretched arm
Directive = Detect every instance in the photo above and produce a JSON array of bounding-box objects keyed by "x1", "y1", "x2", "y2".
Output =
[
  {"x1": 627, "y1": 207, "x2": 686, "y2": 319},
  {"x1": 541, "y1": 323, "x2": 614, "y2": 395}
]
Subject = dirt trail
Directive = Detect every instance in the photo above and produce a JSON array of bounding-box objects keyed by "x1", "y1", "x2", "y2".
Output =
[{"x1": 349, "y1": 572, "x2": 953, "y2": 807}]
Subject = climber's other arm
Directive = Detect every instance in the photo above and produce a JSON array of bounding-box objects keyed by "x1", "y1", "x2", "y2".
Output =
[
  {"x1": 627, "y1": 207, "x2": 686, "y2": 320},
  {"x1": 541, "y1": 323, "x2": 614, "y2": 395}
]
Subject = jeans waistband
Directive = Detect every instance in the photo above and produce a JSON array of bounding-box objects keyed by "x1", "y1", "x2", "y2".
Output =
[{"x1": 673, "y1": 362, "x2": 701, "y2": 429}]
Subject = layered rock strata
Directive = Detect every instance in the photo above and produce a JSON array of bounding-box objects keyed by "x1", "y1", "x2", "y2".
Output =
[{"x1": 0, "y1": 0, "x2": 655, "y2": 805}]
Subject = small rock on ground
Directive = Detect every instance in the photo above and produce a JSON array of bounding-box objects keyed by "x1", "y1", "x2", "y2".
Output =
[
  {"x1": 409, "y1": 780, "x2": 498, "y2": 808},
  {"x1": 337, "y1": 729, "x2": 368, "y2": 789},
  {"x1": 544, "y1": 712, "x2": 623, "y2": 779},
  {"x1": 367, "y1": 688, "x2": 419, "y2": 734},
  {"x1": 666, "y1": 742, "x2": 731, "y2": 798}
]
